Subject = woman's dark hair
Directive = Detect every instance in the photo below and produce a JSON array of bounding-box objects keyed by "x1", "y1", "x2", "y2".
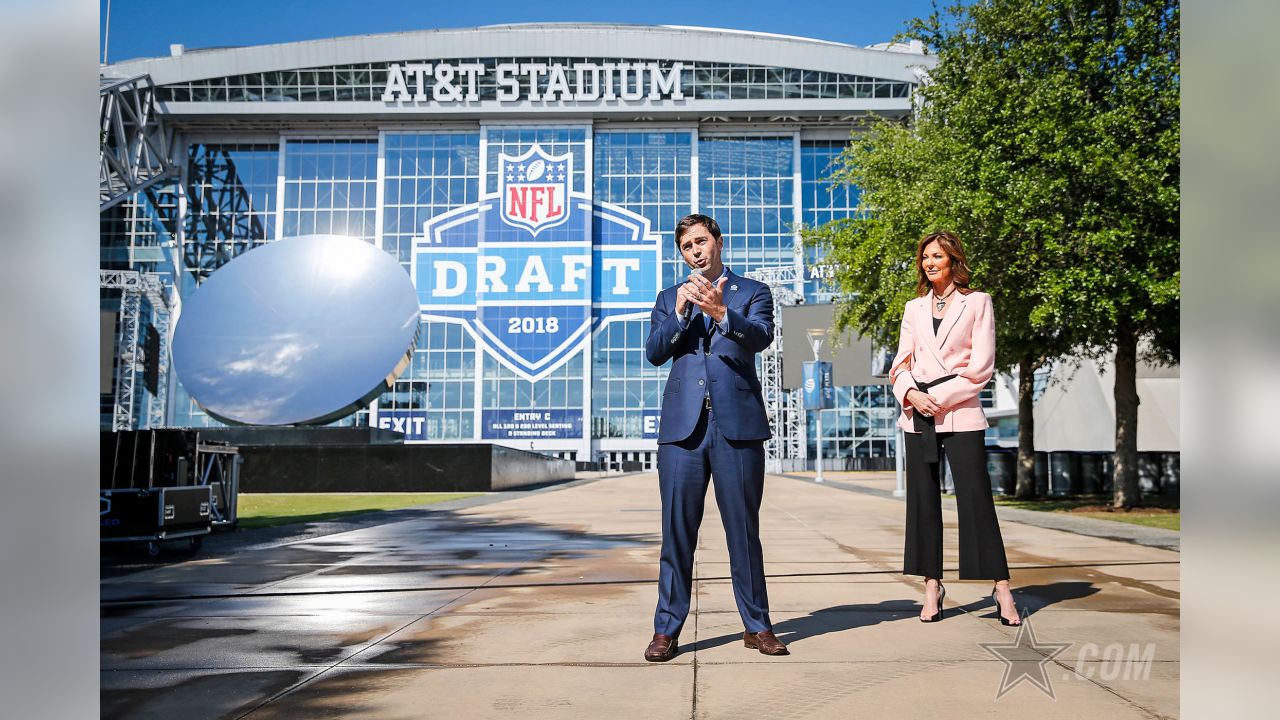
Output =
[
  {"x1": 675, "y1": 214, "x2": 722, "y2": 245},
  {"x1": 914, "y1": 230, "x2": 974, "y2": 297}
]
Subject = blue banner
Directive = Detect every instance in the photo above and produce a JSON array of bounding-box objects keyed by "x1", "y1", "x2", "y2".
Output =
[
  {"x1": 483, "y1": 409, "x2": 583, "y2": 440},
  {"x1": 412, "y1": 143, "x2": 662, "y2": 384},
  {"x1": 803, "y1": 361, "x2": 835, "y2": 410}
]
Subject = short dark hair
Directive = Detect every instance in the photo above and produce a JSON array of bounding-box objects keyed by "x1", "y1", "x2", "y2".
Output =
[{"x1": 674, "y1": 214, "x2": 722, "y2": 245}]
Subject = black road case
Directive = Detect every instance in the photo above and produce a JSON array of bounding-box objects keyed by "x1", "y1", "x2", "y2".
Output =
[
  {"x1": 101, "y1": 430, "x2": 239, "y2": 556},
  {"x1": 100, "y1": 485, "x2": 212, "y2": 556}
]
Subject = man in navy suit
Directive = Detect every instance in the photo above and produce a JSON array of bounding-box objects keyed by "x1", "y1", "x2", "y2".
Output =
[{"x1": 641, "y1": 214, "x2": 788, "y2": 662}]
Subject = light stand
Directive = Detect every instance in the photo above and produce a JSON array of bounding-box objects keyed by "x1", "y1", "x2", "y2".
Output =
[{"x1": 806, "y1": 328, "x2": 828, "y2": 484}]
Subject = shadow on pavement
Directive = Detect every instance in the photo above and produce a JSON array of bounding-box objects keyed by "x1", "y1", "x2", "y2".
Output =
[
  {"x1": 950, "y1": 580, "x2": 1101, "y2": 620},
  {"x1": 691, "y1": 600, "x2": 920, "y2": 652},
  {"x1": 692, "y1": 581, "x2": 1103, "y2": 652}
]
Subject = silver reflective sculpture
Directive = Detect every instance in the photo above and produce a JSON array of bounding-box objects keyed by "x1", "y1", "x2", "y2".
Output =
[{"x1": 172, "y1": 235, "x2": 419, "y2": 425}]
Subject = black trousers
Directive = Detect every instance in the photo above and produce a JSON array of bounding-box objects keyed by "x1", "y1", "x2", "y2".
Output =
[{"x1": 903, "y1": 429, "x2": 1010, "y2": 580}]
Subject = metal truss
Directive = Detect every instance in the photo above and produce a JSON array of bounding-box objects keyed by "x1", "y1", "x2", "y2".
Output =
[
  {"x1": 746, "y1": 265, "x2": 807, "y2": 473},
  {"x1": 101, "y1": 270, "x2": 171, "y2": 430},
  {"x1": 100, "y1": 75, "x2": 177, "y2": 212},
  {"x1": 745, "y1": 264, "x2": 805, "y2": 294},
  {"x1": 185, "y1": 147, "x2": 269, "y2": 281}
]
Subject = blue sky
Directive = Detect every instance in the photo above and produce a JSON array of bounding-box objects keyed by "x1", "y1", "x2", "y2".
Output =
[{"x1": 100, "y1": 0, "x2": 942, "y2": 64}]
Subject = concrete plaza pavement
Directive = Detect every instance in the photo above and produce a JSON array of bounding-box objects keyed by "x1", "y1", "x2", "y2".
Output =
[{"x1": 101, "y1": 472, "x2": 1179, "y2": 719}]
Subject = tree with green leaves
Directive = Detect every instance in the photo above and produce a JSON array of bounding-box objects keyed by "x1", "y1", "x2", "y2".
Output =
[
  {"x1": 803, "y1": 118, "x2": 1076, "y2": 500},
  {"x1": 804, "y1": 0, "x2": 1179, "y2": 508}
]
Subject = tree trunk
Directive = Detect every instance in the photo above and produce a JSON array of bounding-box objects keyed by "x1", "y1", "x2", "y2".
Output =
[
  {"x1": 1112, "y1": 325, "x2": 1141, "y2": 509},
  {"x1": 1015, "y1": 356, "x2": 1038, "y2": 499}
]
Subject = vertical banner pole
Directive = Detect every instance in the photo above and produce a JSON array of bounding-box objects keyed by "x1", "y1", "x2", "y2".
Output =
[
  {"x1": 815, "y1": 410, "x2": 824, "y2": 483},
  {"x1": 803, "y1": 327, "x2": 831, "y2": 484}
]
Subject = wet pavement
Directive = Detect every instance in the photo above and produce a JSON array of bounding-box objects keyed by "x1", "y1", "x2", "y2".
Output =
[{"x1": 101, "y1": 472, "x2": 1179, "y2": 719}]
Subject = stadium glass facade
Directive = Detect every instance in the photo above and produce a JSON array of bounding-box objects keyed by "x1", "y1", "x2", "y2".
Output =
[{"x1": 101, "y1": 25, "x2": 938, "y2": 469}]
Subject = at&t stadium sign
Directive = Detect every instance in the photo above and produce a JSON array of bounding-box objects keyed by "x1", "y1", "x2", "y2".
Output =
[{"x1": 382, "y1": 62, "x2": 685, "y2": 104}]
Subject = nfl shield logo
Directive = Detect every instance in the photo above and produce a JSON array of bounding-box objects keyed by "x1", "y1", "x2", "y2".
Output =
[
  {"x1": 500, "y1": 145, "x2": 572, "y2": 236},
  {"x1": 412, "y1": 134, "x2": 658, "y2": 391}
]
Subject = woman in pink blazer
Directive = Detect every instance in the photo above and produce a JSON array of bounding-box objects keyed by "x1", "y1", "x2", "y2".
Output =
[{"x1": 888, "y1": 230, "x2": 1022, "y2": 626}]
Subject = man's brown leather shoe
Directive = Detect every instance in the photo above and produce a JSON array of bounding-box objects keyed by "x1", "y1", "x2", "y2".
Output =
[
  {"x1": 743, "y1": 630, "x2": 789, "y2": 656},
  {"x1": 644, "y1": 633, "x2": 678, "y2": 662}
]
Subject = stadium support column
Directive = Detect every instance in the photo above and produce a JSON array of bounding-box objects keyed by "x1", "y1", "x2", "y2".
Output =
[
  {"x1": 147, "y1": 283, "x2": 171, "y2": 428},
  {"x1": 100, "y1": 75, "x2": 175, "y2": 211}
]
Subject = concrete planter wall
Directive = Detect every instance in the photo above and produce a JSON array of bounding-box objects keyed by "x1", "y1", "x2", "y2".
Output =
[{"x1": 237, "y1": 443, "x2": 575, "y2": 492}]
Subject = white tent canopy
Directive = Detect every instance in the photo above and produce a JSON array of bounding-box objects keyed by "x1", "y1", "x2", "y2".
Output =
[{"x1": 1033, "y1": 357, "x2": 1180, "y2": 452}]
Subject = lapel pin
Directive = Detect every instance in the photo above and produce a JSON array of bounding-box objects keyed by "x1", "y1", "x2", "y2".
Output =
[{"x1": 730, "y1": 284, "x2": 738, "y2": 291}]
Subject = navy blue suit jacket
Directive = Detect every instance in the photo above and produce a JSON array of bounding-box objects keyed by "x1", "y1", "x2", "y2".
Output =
[{"x1": 645, "y1": 268, "x2": 775, "y2": 444}]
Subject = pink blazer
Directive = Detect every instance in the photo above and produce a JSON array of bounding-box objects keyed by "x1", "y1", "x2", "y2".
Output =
[{"x1": 889, "y1": 289, "x2": 996, "y2": 434}]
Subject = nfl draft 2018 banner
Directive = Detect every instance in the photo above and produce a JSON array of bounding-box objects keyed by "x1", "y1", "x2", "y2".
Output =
[{"x1": 408, "y1": 140, "x2": 661, "y2": 440}]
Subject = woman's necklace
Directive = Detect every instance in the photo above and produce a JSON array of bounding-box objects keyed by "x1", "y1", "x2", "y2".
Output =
[{"x1": 934, "y1": 285, "x2": 956, "y2": 312}]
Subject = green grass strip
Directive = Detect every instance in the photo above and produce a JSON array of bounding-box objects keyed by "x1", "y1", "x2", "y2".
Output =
[
  {"x1": 1072, "y1": 512, "x2": 1180, "y2": 531},
  {"x1": 990, "y1": 495, "x2": 1179, "y2": 532},
  {"x1": 235, "y1": 493, "x2": 480, "y2": 530}
]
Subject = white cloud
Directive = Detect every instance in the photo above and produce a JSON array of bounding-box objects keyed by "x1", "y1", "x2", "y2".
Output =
[{"x1": 224, "y1": 335, "x2": 319, "y2": 378}]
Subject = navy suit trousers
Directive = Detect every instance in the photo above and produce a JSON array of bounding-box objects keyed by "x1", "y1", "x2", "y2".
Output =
[{"x1": 654, "y1": 403, "x2": 771, "y2": 637}]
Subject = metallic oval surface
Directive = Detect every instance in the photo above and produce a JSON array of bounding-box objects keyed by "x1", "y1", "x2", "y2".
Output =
[{"x1": 172, "y1": 235, "x2": 419, "y2": 425}]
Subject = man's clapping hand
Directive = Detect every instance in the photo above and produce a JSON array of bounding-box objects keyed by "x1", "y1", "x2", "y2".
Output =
[{"x1": 684, "y1": 272, "x2": 727, "y2": 323}]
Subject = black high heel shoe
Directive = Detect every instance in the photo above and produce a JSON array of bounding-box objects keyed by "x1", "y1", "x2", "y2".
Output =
[
  {"x1": 921, "y1": 581, "x2": 946, "y2": 623},
  {"x1": 992, "y1": 584, "x2": 1022, "y2": 626}
]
